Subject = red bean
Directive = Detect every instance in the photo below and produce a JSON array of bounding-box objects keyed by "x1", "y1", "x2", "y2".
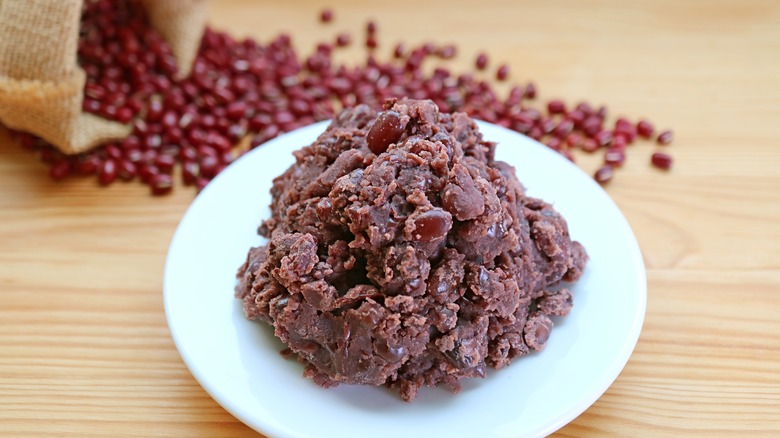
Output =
[
  {"x1": 366, "y1": 110, "x2": 406, "y2": 154},
  {"x1": 567, "y1": 110, "x2": 586, "y2": 126},
  {"x1": 580, "y1": 138, "x2": 599, "y2": 153},
  {"x1": 366, "y1": 36, "x2": 378, "y2": 49},
  {"x1": 594, "y1": 165, "x2": 614, "y2": 184},
  {"x1": 200, "y1": 155, "x2": 220, "y2": 178},
  {"x1": 181, "y1": 146, "x2": 198, "y2": 162},
  {"x1": 410, "y1": 209, "x2": 452, "y2": 242},
  {"x1": 651, "y1": 152, "x2": 673, "y2": 169},
  {"x1": 367, "y1": 21, "x2": 377, "y2": 33},
  {"x1": 604, "y1": 148, "x2": 626, "y2": 166},
  {"x1": 115, "y1": 107, "x2": 134, "y2": 123},
  {"x1": 475, "y1": 53, "x2": 488, "y2": 70},
  {"x1": 594, "y1": 130, "x2": 613, "y2": 147},
  {"x1": 154, "y1": 154, "x2": 176, "y2": 172},
  {"x1": 336, "y1": 33, "x2": 351, "y2": 47},
  {"x1": 637, "y1": 119, "x2": 654, "y2": 138},
  {"x1": 496, "y1": 64, "x2": 509, "y2": 81},
  {"x1": 49, "y1": 160, "x2": 71, "y2": 181},
  {"x1": 118, "y1": 160, "x2": 137, "y2": 180},
  {"x1": 144, "y1": 133, "x2": 162, "y2": 150},
  {"x1": 566, "y1": 133, "x2": 583, "y2": 148},
  {"x1": 102, "y1": 104, "x2": 118, "y2": 119},
  {"x1": 99, "y1": 159, "x2": 118, "y2": 185},
  {"x1": 249, "y1": 114, "x2": 272, "y2": 131},
  {"x1": 553, "y1": 119, "x2": 574, "y2": 139},
  {"x1": 612, "y1": 134, "x2": 627, "y2": 150},
  {"x1": 165, "y1": 127, "x2": 184, "y2": 144},
  {"x1": 161, "y1": 111, "x2": 178, "y2": 129},
  {"x1": 547, "y1": 100, "x2": 566, "y2": 114},
  {"x1": 83, "y1": 99, "x2": 101, "y2": 113},
  {"x1": 226, "y1": 102, "x2": 248, "y2": 120},
  {"x1": 105, "y1": 144, "x2": 122, "y2": 160},
  {"x1": 539, "y1": 118, "x2": 556, "y2": 134},
  {"x1": 437, "y1": 45, "x2": 456, "y2": 59},
  {"x1": 319, "y1": 9, "x2": 333, "y2": 23},
  {"x1": 138, "y1": 163, "x2": 160, "y2": 183},
  {"x1": 657, "y1": 130, "x2": 673, "y2": 145},
  {"x1": 150, "y1": 173, "x2": 173, "y2": 195},
  {"x1": 575, "y1": 102, "x2": 593, "y2": 115},
  {"x1": 614, "y1": 123, "x2": 637, "y2": 143},
  {"x1": 76, "y1": 155, "x2": 102, "y2": 175},
  {"x1": 182, "y1": 160, "x2": 199, "y2": 185},
  {"x1": 524, "y1": 82, "x2": 537, "y2": 99},
  {"x1": 146, "y1": 98, "x2": 164, "y2": 122},
  {"x1": 615, "y1": 117, "x2": 632, "y2": 130},
  {"x1": 582, "y1": 116, "x2": 602, "y2": 136}
]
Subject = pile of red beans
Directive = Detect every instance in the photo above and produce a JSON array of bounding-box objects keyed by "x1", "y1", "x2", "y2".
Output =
[{"x1": 11, "y1": 1, "x2": 673, "y2": 195}]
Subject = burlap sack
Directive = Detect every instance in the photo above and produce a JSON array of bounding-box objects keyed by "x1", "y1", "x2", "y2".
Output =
[{"x1": 0, "y1": 0, "x2": 208, "y2": 155}]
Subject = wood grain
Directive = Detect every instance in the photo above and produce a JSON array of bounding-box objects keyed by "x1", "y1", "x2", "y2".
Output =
[{"x1": 2, "y1": 0, "x2": 780, "y2": 436}]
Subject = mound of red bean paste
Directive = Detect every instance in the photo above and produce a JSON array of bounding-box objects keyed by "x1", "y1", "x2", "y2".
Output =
[{"x1": 235, "y1": 98, "x2": 587, "y2": 401}]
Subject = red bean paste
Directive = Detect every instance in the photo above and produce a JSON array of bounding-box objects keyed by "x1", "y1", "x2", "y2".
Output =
[{"x1": 235, "y1": 99, "x2": 587, "y2": 401}]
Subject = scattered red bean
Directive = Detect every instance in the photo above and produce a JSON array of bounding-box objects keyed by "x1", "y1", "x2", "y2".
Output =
[
  {"x1": 496, "y1": 64, "x2": 509, "y2": 81},
  {"x1": 150, "y1": 173, "x2": 173, "y2": 195},
  {"x1": 651, "y1": 152, "x2": 673, "y2": 170},
  {"x1": 657, "y1": 130, "x2": 673, "y2": 145},
  {"x1": 76, "y1": 155, "x2": 102, "y2": 175},
  {"x1": 582, "y1": 116, "x2": 602, "y2": 136},
  {"x1": 524, "y1": 82, "x2": 537, "y2": 99},
  {"x1": 437, "y1": 45, "x2": 456, "y2": 59},
  {"x1": 154, "y1": 154, "x2": 176, "y2": 172},
  {"x1": 118, "y1": 159, "x2": 137, "y2": 180},
  {"x1": 566, "y1": 133, "x2": 583, "y2": 149},
  {"x1": 182, "y1": 160, "x2": 199, "y2": 185},
  {"x1": 138, "y1": 163, "x2": 160, "y2": 183},
  {"x1": 594, "y1": 130, "x2": 613, "y2": 147},
  {"x1": 612, "y1": 134, "x2": 627, "y2": 150},
  {"x1": 553, "y1": 119, "x2": 574, "y2": 139},
  {"x1": 637, "y1": 119, "x2": 654, "y2": 138},
  {"x1": 335, "y1": 33, "x2": 351, "y2": 47},
  {"x1": 547, "y1": 99, "x2": 566, "y2": 114},
  {"x1": 14, "y1": 1, "x2": 674, "y2": 193},
  {"x1": 200, "y1": 155, "x2": 220, "y2": 178},
  {"x1": 580, "y1": 138, "x2": 599, "y2": 153},
  {"x1": 594, "y1": 165, "x2": 614, "y2": 184},
  {"x1": 604, "y1": 148, "x2": 626, "y2": 167},
  {"x1": 393, "y1": 43, "x2": 406, "y2": 59},
  {"x1": 49, "y1": 161, "x2": 71, "y2": 181},
  {"x1": 99, "y1": 159, "x2": 118, "y2": 185},
  {"x1": 475, "y1": 53, "x2": 488, "y2": 70}
]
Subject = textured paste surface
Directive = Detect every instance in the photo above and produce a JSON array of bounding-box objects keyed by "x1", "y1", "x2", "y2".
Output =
[{"x1": 236, "y1": 99, "x2": 587, "y2": 401}]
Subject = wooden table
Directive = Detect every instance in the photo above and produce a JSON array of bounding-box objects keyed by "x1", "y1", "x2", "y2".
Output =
[{"x1": 2, "y1": 0, "x2": 779, "y2": 436}]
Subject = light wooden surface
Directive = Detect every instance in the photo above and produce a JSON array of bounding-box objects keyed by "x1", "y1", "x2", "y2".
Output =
[{"x1": 2, "y1": 0, "x2": 780, "y2": 436}]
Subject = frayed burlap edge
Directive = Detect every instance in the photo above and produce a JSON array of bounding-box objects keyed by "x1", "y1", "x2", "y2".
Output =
[{"x1": 0, "y1": 69, "x2": 131, "y2": 154}]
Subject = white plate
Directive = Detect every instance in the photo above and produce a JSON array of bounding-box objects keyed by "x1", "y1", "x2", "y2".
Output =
[{"x1": 164, "y1": 120, "x2": 646, "y2": 438}]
